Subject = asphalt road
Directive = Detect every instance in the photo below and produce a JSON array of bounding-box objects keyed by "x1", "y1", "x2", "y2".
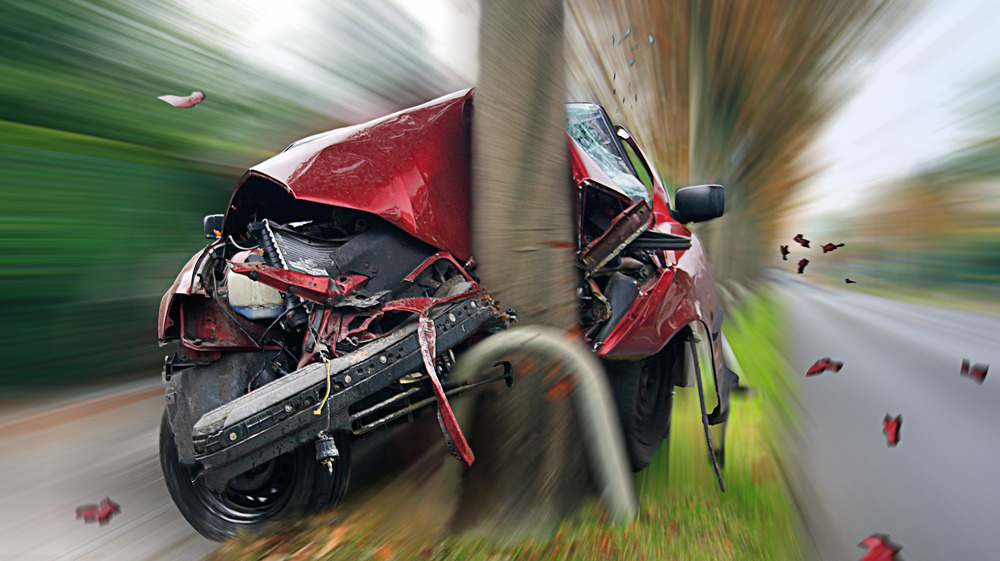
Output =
[
  {"x1": 0, "y1": 375, "x2": 441, "y2": 561},
  {"x1": 5, "y1": 277, "x2": 997, "y2": 560},
  {"x1": 777, "y1": 275, "x2": 1000, "y2": 560},
  {"x1": 0, "y1": 380, "x2": 219, "y2": 561}
]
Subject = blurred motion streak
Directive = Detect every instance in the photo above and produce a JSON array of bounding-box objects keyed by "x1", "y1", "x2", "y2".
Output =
[
  {"x1": 0, "y1": 0, "x2": 472, "y2": 387},
  {"x1": 817, "y1": 71, "x2": 1000, "y2": 300},
  {"x1": 565, "y1": 0, "x2": 908, "y2": 286}
]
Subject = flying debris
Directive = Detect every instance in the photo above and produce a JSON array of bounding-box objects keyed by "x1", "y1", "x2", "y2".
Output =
[
  {"x1": 960, "y1": 359, "x2": 988, "y2": 384},
  {"x1": 780, "y1": 245, "x2": 790, "y2": 260},
  {"x1": 858, "y1": 534, "x2": 903, "y2": 560},
  {"x1": 76, "y1": 498, "x2": 121, "y2": 526},
  {"x1": 797, "y1": 258, "x2": 809, "y2": 274},
  {"x1": 845, "y1": 278, "x2": 858, "y2": 284},
  {"x1": 629, "y1": 58, "x2": 635, "y2": 66},
  {"x1": 882, "y1": 414, "x2": 902, "y2": 447},
  {"x1": 793, "y1": 234, "x2": 811, "y2": 248},
  {"x1": 806, "y1": 358, "x2": 843, "y2": 376},
  {"x1": 822, "y1": 243, "x2": 845, "y2": 253},
  {"x1": 649, "y1": 34, "x2": 655, "y2": 45},
  {"x1": 157, "y1": 90, "x2": 205, "y2": 108},
  {"x1": 621, "y1": 27, "x2": 631, "y2": 44}
]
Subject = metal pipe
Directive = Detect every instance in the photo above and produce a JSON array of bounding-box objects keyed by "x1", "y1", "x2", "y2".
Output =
[
  {"x1": 352, "y1": 373, "x2": 518, "y2": 435},
  {"x1": 448, "y1": 326, "x2": 637, "y2": 523}
]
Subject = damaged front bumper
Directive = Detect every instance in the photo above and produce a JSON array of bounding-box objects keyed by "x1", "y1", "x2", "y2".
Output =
[{"x1": 191, "y1": 293, "x2": 507, "y2": 492}]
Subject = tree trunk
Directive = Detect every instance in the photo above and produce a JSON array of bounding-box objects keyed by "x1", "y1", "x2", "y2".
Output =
[
  {"x1": 455, "y1": 0, "x2": 589, "y2": 540},
  {"x1": 471, "y1": 0, "x2": 576, "y2": 329}
]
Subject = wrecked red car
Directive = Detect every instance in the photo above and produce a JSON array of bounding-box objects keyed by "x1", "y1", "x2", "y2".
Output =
[{"x1": 157, "y1": 89, "x2": 738, "y2": 540}]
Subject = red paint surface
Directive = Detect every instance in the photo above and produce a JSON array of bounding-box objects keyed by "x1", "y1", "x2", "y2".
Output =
[
  {"x1": 238, "y1": 90, "x2": 475, "y2": 260},
  {"x1": 806, "y1": 358, "x2": 844, "y2": 376},
  {"x1": 165, "y1": 88, "x2": 722, "y2": 376},
  {"x1": 883, "y1": 414, "x2": 902, "y2": 447},
  {"x1": 858, "y1": 534, "x2": 902, "y2": 560},
  {"x1": 597, "y1": 234, "x2": 719, "y2": 362},
  {"x1": 961, "y1": 359, "x2": 989, "y2": 384},
  {"x1": 76, "y1": 498, "x2": 120, "y2": 526}
]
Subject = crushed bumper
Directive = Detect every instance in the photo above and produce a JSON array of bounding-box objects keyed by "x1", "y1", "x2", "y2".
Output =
[{"x1": 191, "y1": 292, "x2": 507, "y2": 491}]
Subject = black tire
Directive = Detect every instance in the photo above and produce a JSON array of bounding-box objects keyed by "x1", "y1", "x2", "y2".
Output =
[
  {"x1": 610, "y1": 356, "x2": 673, "y2": 471},
  {"x1": 159, "y1": 411, "x2": 350, "y2": 541}
]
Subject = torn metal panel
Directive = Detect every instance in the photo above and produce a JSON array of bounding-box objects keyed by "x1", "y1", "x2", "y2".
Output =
[{"x1": 578, "y1": 200, "x2": 651, "y2": 276}]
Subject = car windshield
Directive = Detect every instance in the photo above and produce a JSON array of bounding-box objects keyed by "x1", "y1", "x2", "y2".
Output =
[{"x1": 565, "y1": 103, "x2": 650, "y2": 204}]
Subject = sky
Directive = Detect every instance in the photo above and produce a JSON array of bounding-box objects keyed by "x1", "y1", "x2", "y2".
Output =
[
  {"x1": 796, "y1": 0, "x2": 1000, "y2": 220},
  {"x1": 391, "y1": 0, "x2": 1000, "y2": 228},
  {"x1": 392, "y1": 0, "x2": 479, "y2": 84},
  {"x1": 234, "y1": 0, "x2": 998, "y2": 227}
]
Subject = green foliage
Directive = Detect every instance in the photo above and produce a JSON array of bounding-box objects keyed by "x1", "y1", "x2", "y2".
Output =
[
  {"x1": 208, "y1": 288, "x2": 805, "y2": 561},
  {"x1": 723, "y1": 289, "x2": 798, "y2": 428},
  {"x1": 0, "y1": 124, "x2": 230, "y2": 385},
  {"x1": 0, "y1": 0, "x2": 463, "y2": 386}
]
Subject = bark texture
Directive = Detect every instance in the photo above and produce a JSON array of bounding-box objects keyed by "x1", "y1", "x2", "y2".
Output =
[
  {"x1": 472, "y1": 0, "x2": 577, "y2": 329},
  {"x1": 459, "y1": 0, "x2": 588, "y2": 540}
]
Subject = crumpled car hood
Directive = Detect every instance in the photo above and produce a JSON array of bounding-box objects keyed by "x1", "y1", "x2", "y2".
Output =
[{"x1": 245, "y1": 89, "x2": 475, "y2": 260}]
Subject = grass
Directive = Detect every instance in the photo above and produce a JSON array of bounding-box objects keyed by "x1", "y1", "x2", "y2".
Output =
[{"x1": 208, "y1": 289, "x2": 805, "y2": 561}]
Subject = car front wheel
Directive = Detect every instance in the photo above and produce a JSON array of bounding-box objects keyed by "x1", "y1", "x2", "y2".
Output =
[
  {"x1": 609, "y1": 355, "x2": 673, "y2": 471},
  {"x1": 158, "y1": 411, "x2": 350, "y2": 541}
]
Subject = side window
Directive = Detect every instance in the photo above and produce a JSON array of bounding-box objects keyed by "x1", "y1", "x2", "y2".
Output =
[
  {"x1": 566, "y1": 104, "x2": 651, "y2": 205},
  {"x1": 616, "y1": 128, "x2": 673, "y2": 205},
  {"x1": 620, "y1": 141, "x2": 654, "y2": 200}
]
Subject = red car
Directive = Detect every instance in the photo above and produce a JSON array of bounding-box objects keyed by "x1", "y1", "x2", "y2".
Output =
[{"x1": 157, "y1": 89, "x2": 737, "y2": 540}]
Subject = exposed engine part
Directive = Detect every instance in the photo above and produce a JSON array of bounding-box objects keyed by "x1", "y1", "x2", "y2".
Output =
[
  {"x1": 578, "y1": 200, "x2": 651, "y2": 276},
  {"x1": 593, "y1": 272, "x2": 640, "y2": 345},
  {"x1": 314, "y1": 431, "x2": 340, "y2": 475},
  {"x1": 249, "y1": 220, "x2": 309, "y2": 328},
  {"x1": 225, "y1": 252, "x2": 284, "y2": 320}
]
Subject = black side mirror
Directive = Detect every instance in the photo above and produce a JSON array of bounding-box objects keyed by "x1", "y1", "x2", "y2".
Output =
[
  {"x1": 674, "y1": 184, "x2": 724, "y2": 223},
  {"x1": 203, "y1": 214, "x2": 224, "y2": 239}
]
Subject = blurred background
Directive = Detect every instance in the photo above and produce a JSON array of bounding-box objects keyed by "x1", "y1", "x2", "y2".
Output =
[
  {"x1": 2, "y1": 0, "x2": 997, "y2": 389},
  {"x1": 1, "y1": 0, "x2": 999, "y2": 559},
  {"x1": 0, "y1": 0, "x2": 479, "y2": 387}
]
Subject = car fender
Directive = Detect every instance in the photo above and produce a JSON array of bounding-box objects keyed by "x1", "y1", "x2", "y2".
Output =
[{"x1": 158, "y1": 245, "x2": 214, "y2": 344}]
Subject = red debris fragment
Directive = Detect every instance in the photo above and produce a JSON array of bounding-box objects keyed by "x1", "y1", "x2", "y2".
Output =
[
  {"x1": 822, "y1": 242, "x2": 845, "y2": 253},
  {"x1": 806, "y1": 358, "x2": 843, "y2": 376},
  {"x1": 858, "y1": 534, "x2": 902, "y2": 560},
  {"x1": 793, "y1": 234, "x2": 811, "y2": 248},
  {"x1": 797, "y1": 258, "x2": 809, "y2": 274},
  {"x1": 961, "y1": 359, "x2": 989, "y2": 384},
  {"x1": 780, "y1": 245, "x2": 790, "y2": 260},
  {"x1": 882, "y1": 414, "x2": 902, "y2": 447},
  {"x1": 76, "y1": 498, "x2": 120, "y2": 526}
]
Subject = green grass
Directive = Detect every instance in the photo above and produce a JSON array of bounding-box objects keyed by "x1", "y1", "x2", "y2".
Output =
[{"x1": 209, "y1": 289, "x2": 805, "y2": 561}]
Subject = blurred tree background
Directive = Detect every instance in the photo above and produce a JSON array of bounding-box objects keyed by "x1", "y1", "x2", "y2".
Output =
[
  {"x1": 564, "y1": 0, "x2": 909, "y2": 285},
  {"x1": 816, "y1": 72, "x2": 1000, "y2": 299},
  {"x1": 0, "y1": 0, "x2": 469, "y2": 386},
  {"x1": 8, "y1": 0, "x2": 990, "y2": 388}
]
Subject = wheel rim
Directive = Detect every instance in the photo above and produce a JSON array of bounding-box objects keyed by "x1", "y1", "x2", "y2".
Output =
[{"x1": 187, "y1": 454, "x2": 299, "y2": 524}]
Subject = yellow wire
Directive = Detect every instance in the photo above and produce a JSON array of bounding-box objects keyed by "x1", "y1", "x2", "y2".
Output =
[{"x1": 313, "y1": 357, "x2": 333, "y2": 415}]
